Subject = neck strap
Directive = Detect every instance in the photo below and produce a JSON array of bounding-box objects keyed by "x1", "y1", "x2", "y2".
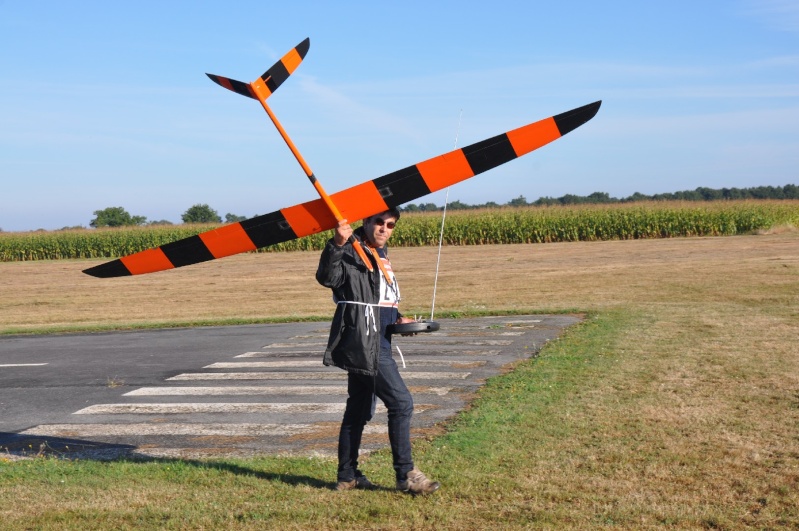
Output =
[{"x1": 363, "y1": 241, "x2": 394, "y2": 286}]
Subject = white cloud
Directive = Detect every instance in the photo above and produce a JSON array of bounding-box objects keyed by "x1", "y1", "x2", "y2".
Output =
[{"x1": 296, "y1": 75, "x2": 423, "y2": 141}]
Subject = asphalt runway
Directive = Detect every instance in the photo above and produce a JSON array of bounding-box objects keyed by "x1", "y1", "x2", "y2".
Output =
[{"x1": 0, "y1": 315, "x2": 579, "y2": 460}]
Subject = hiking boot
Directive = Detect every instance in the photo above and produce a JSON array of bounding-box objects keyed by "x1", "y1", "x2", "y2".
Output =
[
  {"x1": 396, "y1": 467, "x2": 440, "y2": 495},
  {"x1": 336, "y1": 475, "x2": 375, "y2": 491}
]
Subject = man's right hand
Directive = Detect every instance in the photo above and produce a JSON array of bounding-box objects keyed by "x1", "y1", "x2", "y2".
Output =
[{"x1": 334, "y1": 219, "x2": 353, "y2": 247}]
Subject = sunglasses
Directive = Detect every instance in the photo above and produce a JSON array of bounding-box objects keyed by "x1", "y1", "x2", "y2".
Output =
[{"x1": 373, "y1": 217, "x2": 396, "y2": 229}]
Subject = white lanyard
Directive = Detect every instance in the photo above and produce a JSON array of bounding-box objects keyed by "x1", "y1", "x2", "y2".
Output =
[{"x1": 336, "y1": 300, "x2": 379, "y2": 335}]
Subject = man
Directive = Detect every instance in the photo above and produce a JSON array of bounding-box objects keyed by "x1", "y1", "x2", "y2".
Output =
[{"x1": 316, "y1": 208, "x2": 440, "y2": 495}]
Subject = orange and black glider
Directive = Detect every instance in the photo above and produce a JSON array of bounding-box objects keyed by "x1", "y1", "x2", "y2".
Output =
[{"x1": 83, "y1": 38, "x2": 601, "y2": 278}]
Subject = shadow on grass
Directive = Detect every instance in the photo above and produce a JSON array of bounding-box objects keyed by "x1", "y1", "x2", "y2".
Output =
[{"x1": 0, "y1": 432, "x2": 334, "y2": 489}]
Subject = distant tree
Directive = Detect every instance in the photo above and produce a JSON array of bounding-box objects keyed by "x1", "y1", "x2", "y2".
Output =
[
  {"x1": 90, "y1": 207, "x2": 147, "y2": 228},
  {"x1": 587, "y1": 191, "x2": 615, "y2": 203},
  {"x1": 447, "y1": 200, "x2": 472, "y2": 210},
  {"x1": 695, "y1": 187, "x2": 721, "y2": 201},
  {"x1": 622, "y1": 192, "x2": 651, "y2": 203},
  {"x1": 225, "y1": 213, "x2": 247, "y2": 223},
  {"x1": 147, "y1": 219, "x2": 174, "y2": 226},
  {"x1": 532, "y1": 196, "x2": 559, "y2": 206},
  {"x1": 398, "y1": 184, "x2": 798, "y2": 213},
  {"x1": 507, "y1": 195, "x2": 529, "y2": 207},
  {"x1": 749, "y1": 186, "x2": 776, "y2": 199},
  {"x1": 182, "y1": 204, "x2": 222, "y2": 223},
  {"x1": 559, "y1": 194, "x2": 584, "y2": 205}
]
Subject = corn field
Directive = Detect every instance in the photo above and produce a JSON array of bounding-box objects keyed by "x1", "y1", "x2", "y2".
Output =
[{"x1": 2, "y1": 201, "x2": 797, "y2": 262}]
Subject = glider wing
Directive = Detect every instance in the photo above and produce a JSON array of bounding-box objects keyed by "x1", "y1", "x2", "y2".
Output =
[
  {"x1": 206, "y1": 37, "x2": 310, "y2": 100},
  {"x1": 82, "y1": 100, "x2": 601, "y2": 278}
]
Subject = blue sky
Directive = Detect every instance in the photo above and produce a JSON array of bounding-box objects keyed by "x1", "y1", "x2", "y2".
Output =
[{"x1": 1, "y1": 0, "x2": 797, "y2": 231}]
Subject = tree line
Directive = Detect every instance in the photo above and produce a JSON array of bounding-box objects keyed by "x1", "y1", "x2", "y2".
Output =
[
  {"x1": 88, "y1": 204, "x2": 246, "y2": 228},
  {"x1": 401, "y1": 184, "x2": 799, "y2": 211},
  {"x1": 25, "y1": 183, "x2": 791, "y2": 230}
]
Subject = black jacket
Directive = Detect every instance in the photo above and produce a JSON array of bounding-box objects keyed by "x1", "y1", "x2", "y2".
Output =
[{"x1": 316, "y1": 227, "x2": 396, "y2": 376}]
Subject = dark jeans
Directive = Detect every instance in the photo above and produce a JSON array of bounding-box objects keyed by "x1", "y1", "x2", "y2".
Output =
[{"x1": 337, "y1": 348, "x2": 414, "y2": 482}]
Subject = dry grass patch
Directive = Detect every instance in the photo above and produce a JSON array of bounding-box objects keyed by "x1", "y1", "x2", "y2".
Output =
[{"x1": 2, "y1": 233, "x2": 797, "y2": 333}]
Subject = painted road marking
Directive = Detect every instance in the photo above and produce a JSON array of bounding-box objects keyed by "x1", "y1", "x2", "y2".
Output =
[
  {"x1": 73, "y1": 403, "x2": 436, "y2": 415},
  {"x1": 236, "y1": 351, "x2": 320, "y2": 358},
  {"x1": 204, "y1": 361, "x2": 338, "y2": 368},
  {"x1": 204, "y1": 360, "x2": 486, "y2": 369},
  {"x1": 0, "y1": 363, "x2": 48, "y2": 367},
  {"x1": 21, "y1": 423, "x2": 388, "y2": 437},
  {"x1": 236, "y1": 349, "x2": 502, "y2": 358},
  {"x1": 422, "y1": 331, "x2": 525, "y2": 337},
  {"x1": 125, "y1": 385, "x2": 347, "y2": 396},
  {"x1": 166, "y1": 371, "x2": 471, "y2": 381},
  {"x1": 124, "y1": 386, "x2": 453, "y2": 396},
  {"x1": 396, "y1": 339, "x2": 515, "y2": 346},
  {"x1": 264, "y1": 342, "x2": 326, "y2": 349},
  {"x1": 264, "y1": 339, "x2": 513, "y2": 347}
]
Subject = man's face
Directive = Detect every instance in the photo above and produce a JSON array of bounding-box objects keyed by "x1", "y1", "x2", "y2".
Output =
[{"x1": 364, "y1": 213, "x2": 397, "y2": 248}]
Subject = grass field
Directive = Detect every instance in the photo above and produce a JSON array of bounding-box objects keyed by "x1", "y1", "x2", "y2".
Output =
[{"x1": 1, "y1": 230, "x2": 798, "y2": 529}]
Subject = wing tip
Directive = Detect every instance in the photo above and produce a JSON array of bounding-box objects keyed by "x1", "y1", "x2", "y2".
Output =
[
  {"x1": 296, "y1": 37, "x2": 310, "y2": 59},
  {"x1": 205, "y1": 73, "x2": 256, "y2": 99},
  {"x1": 82, "y1": 260, "x2": 131, "y2": 278},
  {"x1": 554, "y1": 100, "x2": 602, "y2": 137},
  {"x1": 206, "y1": 72, "x2": 228, "y2": 88}
]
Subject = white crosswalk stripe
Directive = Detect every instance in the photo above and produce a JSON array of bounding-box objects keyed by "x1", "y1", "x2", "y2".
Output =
[
  {"x1": 124, "y1": 385, "x2": 347, "y2": 396},
  {"x1": 236, "y1": 349, "x2": 501, "y2": 358},
  {"x1": 204, "y1": 360, "x2": 486, "y2": 369},
  {"x1": 166, "y1": 371, "x2": 471, "y2": 381},
  {"x1": 74, "y1": 402, "x2": 437, "y2": 415},
  {"x1": 264, "y1": 342, "x2": 326, "y2": 349},
  {"x1": 236, "y1": 351, "x2": 319, "y2": 358},
  {"x1": 123, "y1": 386, "x2": 453, "y2": 396},
  {"x1": 21, "y1": 423, "x2": 390, "y2": 437}
]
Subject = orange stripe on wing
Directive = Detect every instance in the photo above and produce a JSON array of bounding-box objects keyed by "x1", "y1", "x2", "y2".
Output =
[
  {"x1": 199, "y1": 223, "x2": 257, "y2": 259},
  {"x1": 329, "y1": 182, "x2": 389, "y2": 223},
  {"x1": 120, "y1": 248, "x2": 175, "y2": 275},
  {"x1": 218, "y1": 77, "x2": 234, "y2": 91},
  {"x1": 506, "y1": 117, "x2": 562, "y2": 157},
  {"x1": 282, "y1": 47, "x2": 304, "y2": 74},
  {"x1": 280, "y1": 201, "x2": 338, "y2": 238},
  {"x1": 416, "y1": 149, "x2": 475, "y2": 192}
]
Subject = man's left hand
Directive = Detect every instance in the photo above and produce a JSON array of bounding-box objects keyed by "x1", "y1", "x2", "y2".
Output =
[{"x1": 396, "y1": 316, "x2": 417, "y2": 336}]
